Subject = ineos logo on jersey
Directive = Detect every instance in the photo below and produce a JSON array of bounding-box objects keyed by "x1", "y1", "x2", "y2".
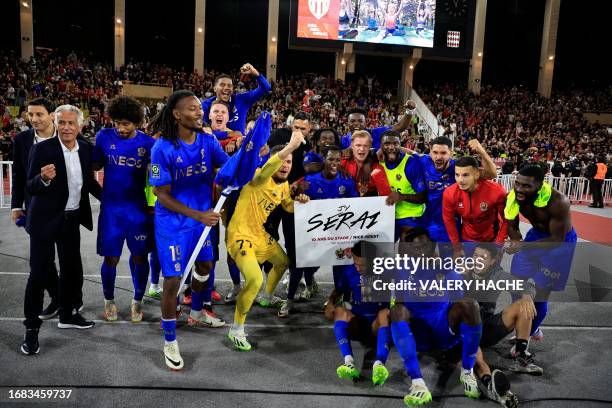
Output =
[
  {"x1": 107, "y1": 155, "x2": 144, "y2": 168},
  {"x1": 308, "y1": 0, "x2": 330, "y2": 20},
  {"x1": 175, "y1": 162, "x2": 208, "y2": 179}
]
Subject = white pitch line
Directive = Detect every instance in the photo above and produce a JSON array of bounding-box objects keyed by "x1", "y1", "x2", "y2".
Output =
[
  {"x1": 0, "y1": 317, "x2": 609, "y2": 331},
  {"x1": 0, "y1": 271, "x2": 337, "y2": 285}
]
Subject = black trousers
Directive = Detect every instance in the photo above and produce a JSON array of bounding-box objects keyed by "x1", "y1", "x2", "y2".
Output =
[
  {"x1": 24, "y1": 211, "x2": 84, "y2": 329},
  {"x1": 262, "y1": 207, "x2": 297, "y2": 272},
  {"x1": 591, "y1": 179, "x2": 604, "y2": 206}
]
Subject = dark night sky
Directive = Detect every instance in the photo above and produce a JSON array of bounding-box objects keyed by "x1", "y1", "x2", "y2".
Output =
[{"x1": 0, "y1": 0, "x2": 607, "y2": 89}]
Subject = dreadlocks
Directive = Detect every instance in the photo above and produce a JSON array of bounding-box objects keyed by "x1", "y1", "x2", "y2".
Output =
[{"x1": 148, "y1": 90, "x2": 197, "y2": 147}]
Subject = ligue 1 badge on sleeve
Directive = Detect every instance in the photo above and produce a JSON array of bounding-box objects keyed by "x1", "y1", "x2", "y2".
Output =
[{"x1": 151, "y1": 164, "x2": 160, "y2": 179}]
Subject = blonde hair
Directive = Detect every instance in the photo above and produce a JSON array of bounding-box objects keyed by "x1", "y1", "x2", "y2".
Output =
[{"x1": 351, "y1": 130, "x2": 372, "y2": 145}]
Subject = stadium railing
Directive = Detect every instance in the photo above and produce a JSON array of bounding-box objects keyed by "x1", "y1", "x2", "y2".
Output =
[{"x1": 1, "y1": 161, "x2": 610, "y2": 208}]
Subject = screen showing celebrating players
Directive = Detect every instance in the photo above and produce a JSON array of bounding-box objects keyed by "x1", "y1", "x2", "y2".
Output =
[{"x1": 297, "y1": 0, "x2": 436, "y2": 48}]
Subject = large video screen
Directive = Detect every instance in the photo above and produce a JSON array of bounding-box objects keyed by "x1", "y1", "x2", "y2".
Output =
[{"x1": 297, "y1": 0, "x2": 436, "y2": 48}]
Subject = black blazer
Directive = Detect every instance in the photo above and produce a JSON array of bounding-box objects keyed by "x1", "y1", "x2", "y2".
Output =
[
  {"x1": 25, "y1": 137, "x2": 102, "y2": 240},
  {"x1": 11, "y1": 128, "x2": 36, "y2": 211}
]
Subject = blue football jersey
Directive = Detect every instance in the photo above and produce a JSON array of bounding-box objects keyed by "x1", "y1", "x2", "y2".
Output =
[
  {"x1": 303, "y1": 172, "x2": 359, "y2": 200},
  {"x1": 149, "y1": 133, "x2": 229, "y2": 231},
  {"x1": 93, "y1": 128, "x2": 154, "y2": 208},
  {"x1": 420, "y1": 155, "x2": 455, "y2": 226}
]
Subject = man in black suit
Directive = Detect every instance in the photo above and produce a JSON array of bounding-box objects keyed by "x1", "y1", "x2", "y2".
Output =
[
  {"x1": 11, "y1": 98, "x2": 60, "y2": 320},
  {"x1": 22, "y1": 104, "x2": 102, "y2": 355}
]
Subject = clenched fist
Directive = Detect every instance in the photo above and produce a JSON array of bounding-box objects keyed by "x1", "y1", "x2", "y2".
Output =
[{"x1": 41, "y1": 164, "x2": 56, "y2": 182}]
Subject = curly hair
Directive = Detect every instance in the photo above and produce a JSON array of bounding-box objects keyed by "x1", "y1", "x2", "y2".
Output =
[{"x1": 106, "y1": 95, "x2": 144, "y2": 125}]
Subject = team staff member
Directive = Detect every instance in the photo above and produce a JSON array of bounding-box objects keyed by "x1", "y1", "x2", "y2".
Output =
[
  {"x1": 22, "y1": 105, "x2": 102, "y2": 355},
  {"x1": 11, "y1": 98, "x2": 60, "y2": 320},
  {"x1": 442, "y1": 156, "x2": 508, "y2": 256}
]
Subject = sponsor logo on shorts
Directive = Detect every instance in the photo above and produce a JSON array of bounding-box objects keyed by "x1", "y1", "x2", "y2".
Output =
[
  {"x1": 201, "y1": 148, "x2": 205, "y2": 158},
  {"x1": 134, "y1": 234, "x2": 147, "y2": 241},
  {"x1": 174, "y1": 262, "x2": 181, "y2": 272},
  {"x1": 151, "y1": 164, "x2": 160, "y2": 179},
  {"x1": 339, "y1": 185, "x2": 346, "y2": 195}
]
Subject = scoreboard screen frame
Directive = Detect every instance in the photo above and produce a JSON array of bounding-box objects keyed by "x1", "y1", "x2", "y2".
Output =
[{"x1": 288, "y1": 0, "x2": 477, "y2": 61}]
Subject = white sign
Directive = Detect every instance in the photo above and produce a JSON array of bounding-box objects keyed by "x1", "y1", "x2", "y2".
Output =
[
  {"x1": 308, "y1": 0, "x2": 330, "y2": 20},
  {"x1": 294, "y1": 196, "x2": 395, "y2": 267}
]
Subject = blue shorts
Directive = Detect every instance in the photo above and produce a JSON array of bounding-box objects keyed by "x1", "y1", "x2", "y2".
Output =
[
  {"x1": 155, "y1": 224, "x2": 214, "y2": 278},
  {"x1": 350, "y1": 301, "x2": 388, "y2": 325},
  {"x1": 408, "y1": 303, "x2": 460, "y2": 351},
  {"x1": 395, "y1": 217, "x2": 425, "y2": 240},
  {"x1": 97, "y1": 206, "x2": 149, "y2": 257},
  {"x1": 511, "y1": 227, "x2": 577, "y2": 291}
]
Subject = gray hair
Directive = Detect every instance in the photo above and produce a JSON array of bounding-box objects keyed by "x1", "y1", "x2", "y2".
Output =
[{"x1": 54, "y1": 105, "x2": 84, "y2": 127}]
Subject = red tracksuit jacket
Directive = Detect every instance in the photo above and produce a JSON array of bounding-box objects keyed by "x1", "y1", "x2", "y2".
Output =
[{"x1": 442, "y1": 179, "x2": 508, "y2": 244}]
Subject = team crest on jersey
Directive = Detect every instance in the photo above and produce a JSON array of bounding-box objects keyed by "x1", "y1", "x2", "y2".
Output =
[
  {"x1": 201, "y1": 148, "x2": 205, "y2": 158},
  {"x1": 151, "y1": 164, "x2": 160, "y2": 179},
  {"x1": 317, "y1": 188, "x2": 323, "y2": 194},
  {"x1": 308, "y1": 0, "x2": 330, "y2": 20},
  {"x1": 137, "y1": 147, "x2": 146, "y2": 157},
  {"x1": 396, "y1": 174, "x2": 402, "y2": 181},
  {"x1": 442, "y1": 174, "x2": 449, "y2": 180},
  {"x1": 458, "y1": 202, "x2": 464, "y2": 208},
  {"x1": 176, "y1": 155, "x2": 183, "y2": 163},
  {"x1": 339, "y1": 185, "x2": 346, "y2": 195},
  {"x1": 480, "y1": 202, "x2": 488, "y2": 211},
  {"x1": 174, "y1": 262, "x2": 181, "y2": 272},
  {"x1": 110, "y1": 144, "x2": 116, "y2": 150}
]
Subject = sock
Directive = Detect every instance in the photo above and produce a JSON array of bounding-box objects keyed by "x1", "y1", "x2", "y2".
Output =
[
  {"x1": 228, "y1": 258, "x2": 241, "y2": 285},
  {"x1": 262, "y1": 292, "x2": 273, "y2": 301},
  {"x1": 101, "y1": 262, "x2": 117, "y2": 300},
  {"x1": 202, "y1": 264, "x2": 215, "y2": 304},
  {"x1": 191, "y1": 289, "x2": 204, "y2": 312},
  {"x1": 334, "y1": 321, "x2": 353, "y2": 359},
  {"x1": 481, "y1": 374, "x2": 492, "y2": 387},
  {"x1": 104, "y1": 299, "x2": 114, "y2": 306},
  {"x1": 515, "y1": 339, "x2": 529, "y2": 354},
  {"x1": 391, "y1": 321, "x2": 422, "y2": 380},
  {"x1": 161, "y1": 319, "x2": 176, "y2": 342},
  {"x1": 412, "y1": 378, "x2": 426, "y2": 387},
  {"x1": 344, "y1": 355, "x2": 354, "y2": 365},
  {"x1": 531, "y1": 301, "x2": 548, "y2": 336},
  {"x1": 375, "y1": 326, "x2": 391, "y2": 364},
  {"x1": 131, "y1": 260, "x2": 149, "y2": 301},
  {"x1": 149, "y1": 251, "x2": 160, "y2": 285},
  {"x1": 460, "y1": 322, "x2": 482, "y2": 371},
  {"x1": 287, "y1": 268, "x2": 303, "y2": 301},
  {"x1": 304, "y1": 268, "x2": 316, "y2": 287},
  {"x1": 230, "y1": 323, "x2": 244, "y2": 333}
]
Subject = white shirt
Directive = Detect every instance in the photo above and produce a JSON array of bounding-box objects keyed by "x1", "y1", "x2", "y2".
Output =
[
  {"x1": 34, "y1": 127, "x2": 57, "y2": 144},
  {"x1": 58, "y1": 138, "x2": 83, "y2": 211}
]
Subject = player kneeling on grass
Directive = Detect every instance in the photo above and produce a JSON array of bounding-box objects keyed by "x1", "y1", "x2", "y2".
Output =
[{"x1": 324, "y1": 241, "x2": 392, "y2": 386}]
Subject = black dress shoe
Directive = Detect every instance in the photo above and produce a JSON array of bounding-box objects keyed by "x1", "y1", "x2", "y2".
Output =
[
  {"x1": 58, "y1": 313, "x2": 95, "y2": 329},
  {"x1": 39, "y1": 301, "x2": 59, "y2": 320},
  {"x1": 21, "y1": 329, "x2": 40, "y2": 355}
]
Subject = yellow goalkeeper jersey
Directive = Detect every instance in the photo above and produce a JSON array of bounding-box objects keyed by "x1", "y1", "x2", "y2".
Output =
[{"x1": 226, "y1": 154, "x2": 294, "y2": 246}]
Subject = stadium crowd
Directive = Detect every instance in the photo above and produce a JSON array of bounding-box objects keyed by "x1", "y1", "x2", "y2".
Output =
[{"x1": 2, "y1": 49, "x2": 610, "y2": 177}]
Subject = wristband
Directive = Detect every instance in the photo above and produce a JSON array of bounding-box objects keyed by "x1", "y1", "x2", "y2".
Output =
[{"x1": 405, "y1": 108, "x2": 417, "y2": 116}]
